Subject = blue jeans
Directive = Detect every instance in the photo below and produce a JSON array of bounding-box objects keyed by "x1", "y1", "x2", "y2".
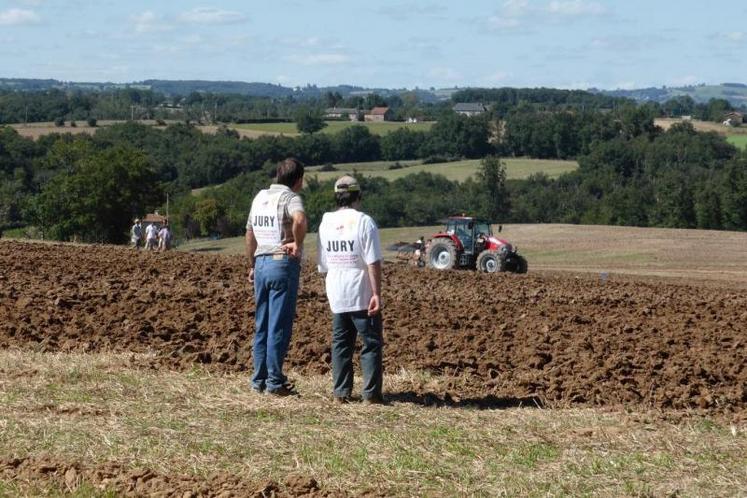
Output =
[
  {"x1": 252, "y1": 255, "x2": 301, "y2": 392},
  {"x1": 332, "y1": 311, "x2": 383, "y2": 400}
]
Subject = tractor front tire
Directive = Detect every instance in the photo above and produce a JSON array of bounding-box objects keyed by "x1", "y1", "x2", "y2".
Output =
[
  {"x1": 426, "y1": 239, "x2": 457, "y2": 270},
  {"x1": 476, "y1": 250, "x2": 503, "y2": 273}
]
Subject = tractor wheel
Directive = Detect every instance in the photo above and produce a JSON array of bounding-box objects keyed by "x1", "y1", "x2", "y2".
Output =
[
  {"x1": 476, "y1": 250, "x2": 503, "y2": 273},
  {"x1": 426, "y1": 239, "x2": 457, "y2": 270}
]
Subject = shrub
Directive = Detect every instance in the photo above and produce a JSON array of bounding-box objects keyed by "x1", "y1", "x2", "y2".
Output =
[
  {"x1": 319, "y1": 163, "x2": 337, "y2": 172},
  {"x1": 87, "y1": 117, "x2": 97, "y2": 127},
  {"x1": 54, "y1": 117, "x2": 65, "y2": 127},
  {"x1": 70, "y1": 121, "x2": 77, "y2": 128},
  {"x1": 388, "y1": 162, "x2": 403, "y2": 170}
]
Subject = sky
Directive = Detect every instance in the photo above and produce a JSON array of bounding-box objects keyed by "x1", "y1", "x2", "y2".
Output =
[{"x1": 0, "y1": 0, "x2": 745, "y2": 90}]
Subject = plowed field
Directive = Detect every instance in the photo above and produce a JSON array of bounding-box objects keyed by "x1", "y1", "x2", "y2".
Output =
[{"x1": 2, "y1": 241, "x2": 745, "y2": 416}]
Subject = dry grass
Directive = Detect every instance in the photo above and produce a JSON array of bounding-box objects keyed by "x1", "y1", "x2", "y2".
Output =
[
  {"x1": 655, "y1": 118, "x2": 747, "y2": 136},
  {"x1": 0, "y1": 351, "x2": 745, "y2": 496}
]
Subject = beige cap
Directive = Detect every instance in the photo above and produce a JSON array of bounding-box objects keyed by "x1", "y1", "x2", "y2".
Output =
[{"x1": 334, "y1": 175, "x2": 360, "y2": 193}]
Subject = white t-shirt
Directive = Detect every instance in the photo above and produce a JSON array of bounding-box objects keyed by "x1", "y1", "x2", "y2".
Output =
[
  {"x1": 317, "y1": 208, "x2": 382, "y2": 314},
  {"x1": 145, "y1": 224, "x2": 158, "y2": 240},
  {"x1": 158, "y1": 227, "x2": 171, "y2": 241}
]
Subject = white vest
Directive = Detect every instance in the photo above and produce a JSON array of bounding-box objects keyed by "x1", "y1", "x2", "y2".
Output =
[
  {"x1": 250, "y1": 189, "x2": 283, "y2": 247},
  {"x1": 321, "y1": 210, "x2": 366, "y2": 271}
]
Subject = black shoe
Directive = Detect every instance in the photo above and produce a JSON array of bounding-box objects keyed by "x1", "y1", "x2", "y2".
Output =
[
  {"x1": 267, "y1": 384, "x2": 298, "y2": 397},
  {"x1": 362, "y1": 395, "x2": 386, "y2": 405},
  {"x1": 334, "y1": 396, "x2": 352, "y2": 404}
]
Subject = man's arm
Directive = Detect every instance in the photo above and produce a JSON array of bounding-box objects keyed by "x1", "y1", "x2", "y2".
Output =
[
  {"x1": 367, "y1": 260, "x2": 382, "y2": 316},
  {"x1": 282, "y1": 211, "x2": 307, "y2": 259},
  {"x1": 245, "y1": 229, "x2": 257, "y2": 283}
]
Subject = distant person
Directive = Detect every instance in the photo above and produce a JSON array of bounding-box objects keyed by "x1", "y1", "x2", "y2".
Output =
[
  {"x1": 158, "y1": 224, "x2": 172, "y2": 251},
  {"x1": 145, "y1": 223, "x2": 158, "y2": 251},
  {"x1": 130, "y1": 219, "x2": 143, "y2": 250},
  {"x1": 245, "y1": 158, "x2": 307, "y2": 397},
  {"x1": 317, "y1": 175, "x2": 384, "y2": 404}
]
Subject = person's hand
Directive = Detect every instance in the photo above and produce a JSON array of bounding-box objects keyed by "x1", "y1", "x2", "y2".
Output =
[
  {"x1": 248, "y1": 267, "x2": 255, "y2": 284},
  {"x1": 281, "y1": 241, "x2": 302, "y2": 259},
  {"x1": 368, "y1": 294, "x2": 381, "y2": 316}
]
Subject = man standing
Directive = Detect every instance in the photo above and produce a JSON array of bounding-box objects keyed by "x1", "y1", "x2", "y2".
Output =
[
  {"x1": 130, "y1": 219, "x2": 143, "y2": 250},
  {"x1": 145, "y1": 223, "x2": 158, "y2": 251},
  {"x1": 158, "y1": 224, "x2": 172, "y2": 251},
  {"x1": 317, "y1": 175, "x2": 384, "y2": 404},
  {"x1": 245, "y1": 158, "x2": 307, "y2": 396}
]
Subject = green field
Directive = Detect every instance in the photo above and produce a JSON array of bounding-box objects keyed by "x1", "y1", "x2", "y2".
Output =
[
  {"x1": 233, "y1": 120, "x2": 434, "y2": 136},
  {"x1": 727, "y1": 135, "x2": 747, "y2": 149},
  {"x1": 306, "y1": 157, "x2": 578, "y2": 183}
]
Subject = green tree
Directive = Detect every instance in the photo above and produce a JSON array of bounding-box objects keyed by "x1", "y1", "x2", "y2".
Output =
[
  {"x1": 478, "y1": 156, "x2": 509, "y2": 222},
  {"x1": 31, "y1": 146, "x2": 162, "y2": 243},
  {"x1": 295, "y1": 106, "x2": 327, "y2": 134}
]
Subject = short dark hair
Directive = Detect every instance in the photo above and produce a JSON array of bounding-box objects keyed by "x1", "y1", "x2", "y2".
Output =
[
  {"x1": 335, "y1": 190, "x2": 361, "y2": 208},
  {"x1": 276, "y1": 158, "x2": 304, "y2": 187}
]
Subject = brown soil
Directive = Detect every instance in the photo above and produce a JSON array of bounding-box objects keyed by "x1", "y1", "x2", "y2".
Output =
[
  {"x1": 0, "y1": 455, "x2": 345, "y2": 497},
  {"x1": 1, "y1": 241, "x2": 745, "y2": 415}
]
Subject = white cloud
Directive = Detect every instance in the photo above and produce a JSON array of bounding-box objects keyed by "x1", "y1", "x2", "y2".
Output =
[
  {"x1": 668, "y1": 75, "x2": 699, "y2": 87},
  {"x1": 502, "y1": 0, "x2": 529, "y2": 17},
  {"x1": 286, "y1": 53, "x2": 351, "y2": 65},
  {"x1": 487, "y1": 16, "x2": 521, "y2": 29},
  {"x1": 546, "y1": 1, "x2": 605, "y2": 16},
  {"x1": 0, "y1": 8, "x2": 40, "y2": 25},
  {"x1": 131, "y1": 11, "x2": 172, "y2": 33},
  {"x1": 178, "y1": 8, "x2": 247, "y2": 25},
  {"x1": 723, "y1": 31, "x2": 745, "y2": 42},
  {"x1": 428, "y1": 66, "x2": 462, "y2": 82},
  {"x1": 480, "y1": 70, "x2": 511, "y2": 85}
]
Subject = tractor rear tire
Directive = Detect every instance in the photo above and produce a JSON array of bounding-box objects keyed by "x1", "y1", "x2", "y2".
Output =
[
  {"x1": 426, "y1": 239, "x2": 457, "y2": 270},
  {"x1": 476, "y1": 250, "x2": 503, "y2": 273}
]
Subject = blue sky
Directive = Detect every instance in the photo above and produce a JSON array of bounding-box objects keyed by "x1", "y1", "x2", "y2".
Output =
[{"x1": 0, "y1": 0, "x2": 745, "y2": 89}]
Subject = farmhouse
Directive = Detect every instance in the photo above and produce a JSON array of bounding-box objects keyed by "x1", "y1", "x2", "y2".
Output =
[
  {"x1": 364, "y1": 107, "x2": 393, "y2": 122},
  {"x1": 324, "y1": 107, "x2": 360, "y2": 121},
  {"x1": 143, "y1": 211, "x2": 168, "y2": 229},
  {"x1": 722, "y1": 111, "x2": 743, "y2": 127},
  {"x1": 453, "y1": 103, "x2": 487, "y2": 116}
]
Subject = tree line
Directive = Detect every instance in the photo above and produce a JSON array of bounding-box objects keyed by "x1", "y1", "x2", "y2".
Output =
[{"x1": 2, "y1": 105, "x2": 746, "y2": 244}]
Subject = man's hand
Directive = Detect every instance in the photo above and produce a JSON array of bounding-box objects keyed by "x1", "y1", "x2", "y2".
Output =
[
  {"x1": 368, "y1": 294, "x2": 381, "y2": 316},
  {"x1": 281, "y1": 241, "x2": 302, "y2": 259},
  {"x1": 248, "y1": 267, "x2": 255, "y2": 284}
]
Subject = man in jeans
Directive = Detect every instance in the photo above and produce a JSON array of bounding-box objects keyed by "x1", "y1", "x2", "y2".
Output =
[
  {"x1": 245, "y1": 158, "x2": 307, "y2": 396},
  {"x1": 317, "y1": 175, "x2": 384, "y2": 404}
]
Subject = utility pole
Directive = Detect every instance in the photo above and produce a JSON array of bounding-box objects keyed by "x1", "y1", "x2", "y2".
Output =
[
  {"x1": 131, "y1": 105, "x2": 135, "y2": 121},
  {"x1": 214, "y1": 101, "x2": 218, "y2": 123},
  {"x1": 24, "y1": 104, "x2": 28, "y2": 127}
]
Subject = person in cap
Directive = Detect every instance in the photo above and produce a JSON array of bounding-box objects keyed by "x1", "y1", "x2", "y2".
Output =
[
  {"x1": 130, "y1": 219, "x2": 143, "y2": 250},
  {"x1": 245, "y1": 158, "x2": 307, "y2": 396},
  {"x1": 317, "y1": 175, "x2": 384, "y2": 404}
]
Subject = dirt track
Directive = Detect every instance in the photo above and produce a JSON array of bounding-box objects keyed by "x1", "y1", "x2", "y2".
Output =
[{"x1": 1, "y1": 241, "x2": 745, "y2": 414}]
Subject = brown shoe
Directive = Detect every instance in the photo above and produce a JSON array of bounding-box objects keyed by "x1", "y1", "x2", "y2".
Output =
[{"x1": 334, "y1": 396, "x2": 352, "y2": 404}]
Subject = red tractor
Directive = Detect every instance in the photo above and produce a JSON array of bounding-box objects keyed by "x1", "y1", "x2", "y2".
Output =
[{"x1": 424, "y1": 216, "x2": 528, "y2": 273}]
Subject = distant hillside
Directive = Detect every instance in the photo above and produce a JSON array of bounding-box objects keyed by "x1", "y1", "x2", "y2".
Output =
[
  {"x1": 0, "y1": 77, "x2": 445, "y2": 100},
  {"x1": 595, "y1": 83, "x2": 747, "y2": 108}
]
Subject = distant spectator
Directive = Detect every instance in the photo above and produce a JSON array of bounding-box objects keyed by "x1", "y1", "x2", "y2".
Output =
[
  {"x1": 145, "y1": 223, "x2": 158, "y2": 251},
  {"x1": 158, "y1": 225, "x2": 172, "y2": 251},
  {"x1": 130, "y1": 219, "x2": 143, "y2": 250}
]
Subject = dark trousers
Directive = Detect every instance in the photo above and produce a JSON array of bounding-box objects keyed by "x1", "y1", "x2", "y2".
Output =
[{"x1": 332, "y1": 311, "x2": 383, "y2": 400}]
